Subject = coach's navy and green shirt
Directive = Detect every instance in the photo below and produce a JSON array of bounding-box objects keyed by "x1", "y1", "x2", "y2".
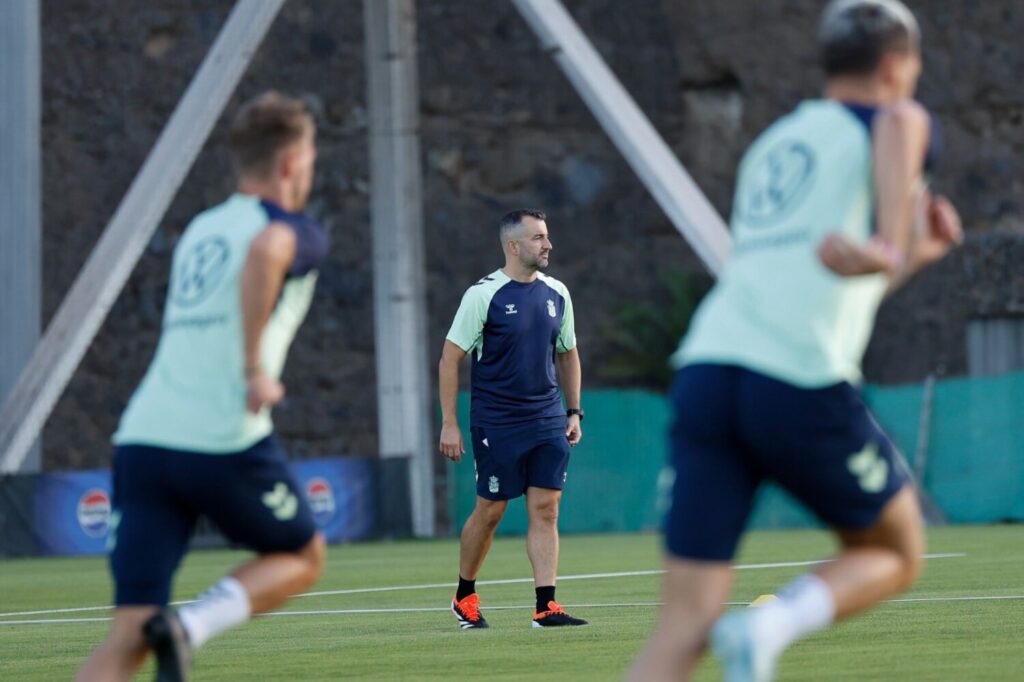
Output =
[{"x1": 447, "y1": 270, "x2": 576, "y2": 428}]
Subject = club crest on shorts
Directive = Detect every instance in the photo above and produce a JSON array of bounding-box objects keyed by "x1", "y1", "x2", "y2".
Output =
[
  {"x1": 547, "y1": 299, "x2": 557, "y2": 317},
  {"x1": 488, "y1": 475, "x2": 500, "y2": 494},
  {"x1": 262, "y1": 482, "x2": 299, "y2": 521},
  {"x1": 847, "y1": 443, "x2": 888, "y2": 493}
]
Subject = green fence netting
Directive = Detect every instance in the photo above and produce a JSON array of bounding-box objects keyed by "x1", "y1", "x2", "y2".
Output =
[{"x1": 447, "y1": 371, "x2": 1024, "y2": 535}]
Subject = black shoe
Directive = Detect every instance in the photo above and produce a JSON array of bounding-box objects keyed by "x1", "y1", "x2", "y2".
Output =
[
  {"x1": 451, "y1": 593, "x2": 489, "y2": 629},
  {"x1": 143, "y1": 608, "x2": 192, "y2": 682},
  {"x1": 532, "y1": 601, "x2": 588, "y2": 628}
]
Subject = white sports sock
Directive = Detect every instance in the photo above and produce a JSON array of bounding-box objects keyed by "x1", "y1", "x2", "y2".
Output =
[
  {"x1": 750, "y1": 573, "x2": 836, "y2": 658},
  {"x1": 178, "y1": 576, "x2": 252, "y2": 650}
]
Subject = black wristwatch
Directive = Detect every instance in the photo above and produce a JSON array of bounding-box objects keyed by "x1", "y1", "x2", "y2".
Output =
[{"x1": 567, "y1": 408, "x2": 584, "y2": 421}]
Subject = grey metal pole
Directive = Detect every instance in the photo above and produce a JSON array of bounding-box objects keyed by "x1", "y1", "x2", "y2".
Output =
[
  {"x1": 364, "y1": 0, "x2": 436, "y2": 537},
  {"x1": 0, "y1": 0, "x2": 42, "y2": 472},
  {"x1": 0, "y1": 0, "x2": 287, "y2": 473}
]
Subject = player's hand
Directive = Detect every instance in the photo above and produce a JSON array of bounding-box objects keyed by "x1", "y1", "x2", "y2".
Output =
[
  {"x1": 246, "y1": 372, "x2": 285, "y2": 413},
  {"x1": 566, "y1": 415, "x2": 582, "y2": 447},
  {"x1": 439, "y1": 423, "x2": 465, "y2": 462},
  {"x1": 818, "y1": 234, "x2": 894, "y2": 276},
  {"x1": 913, "y1": 195, "x2": 963, "y2": 266}
]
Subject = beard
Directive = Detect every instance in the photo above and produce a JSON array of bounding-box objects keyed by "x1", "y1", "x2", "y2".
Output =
[{"x1": 521, "y1": 251, "x2": 550, "y2": 271}]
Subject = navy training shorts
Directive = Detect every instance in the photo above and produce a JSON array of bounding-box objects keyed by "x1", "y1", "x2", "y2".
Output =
[
  {"x1": 109, "y1": 434, "x2": 317, "y2": 606},
  {"x1": 664, "y1": 364, "x2": 909, "y2": 562},
  {"x1": 470, "y1": 417, "x2": 571, "y2": 501}
]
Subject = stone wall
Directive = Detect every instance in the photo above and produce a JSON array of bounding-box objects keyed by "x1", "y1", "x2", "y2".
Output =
[{"x1": 37, "y1": 0, "x2": 1024, "y2": 469}]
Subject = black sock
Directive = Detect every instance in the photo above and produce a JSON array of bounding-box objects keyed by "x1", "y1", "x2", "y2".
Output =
[
  {"x1": 536, "y1": 585, "x2": 556, "y2": 612},
  {"x1": 456, "y1": 576, "x2": 476, "y2": 602}
]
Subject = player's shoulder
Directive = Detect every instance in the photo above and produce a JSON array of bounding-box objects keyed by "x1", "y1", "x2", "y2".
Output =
[
  {"x1": 461, "y1": 270, "x2": 509, "y2": 303},
  {"x1": 467, "y1": 269, "x2": 509, "y2": 291},
  {"x1": 180, "y1": 194, "x2": 262, "y2": 239},
  {"x1": 536, "y1": 272, "x2": 571, "y2": 299},
  {"x1": 877, "y1": 99, "x2": 929, "y2": 124},
  {"x1": 172, "y1": 196, "x2": 250, "y2": 258},
  {"x1": 871, "y1": 99, "x2": 931, "y2": 144}
]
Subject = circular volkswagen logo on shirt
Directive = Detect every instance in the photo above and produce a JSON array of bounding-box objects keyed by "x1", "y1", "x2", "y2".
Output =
[
  {"x1": 172, "y1": 236, "x2": 230, "y2": 307},
  {"x1": 737, "y1": 140, "x2": 815, "y2": 227}
]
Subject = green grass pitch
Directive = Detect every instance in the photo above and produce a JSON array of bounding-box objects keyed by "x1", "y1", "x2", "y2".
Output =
[{"x1": 1, "y1": 525, "x2": 1021, "y2": 680}]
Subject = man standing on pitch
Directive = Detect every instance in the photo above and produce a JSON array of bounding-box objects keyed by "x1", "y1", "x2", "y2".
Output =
[
  {"x1": 77, "y1": 92, "x2": 329, "y2": 682},
  {"x1": 629, "y1": 1, "x2": 962, "y2": 680},
  {"x1": 439, "y1": 209, "x2": 587, "y2": 629}
]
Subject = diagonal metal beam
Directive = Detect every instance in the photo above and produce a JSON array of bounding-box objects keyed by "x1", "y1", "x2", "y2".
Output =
[
  {"x1": 512, "y1": 0, "x2": 732, "y2": 275},
  {"x1": 0, "y1": 0, "x2": 287, "y2": 473}
]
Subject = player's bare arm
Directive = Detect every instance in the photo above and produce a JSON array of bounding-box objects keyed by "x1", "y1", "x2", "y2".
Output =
[
  {"x1": 438, "y1": 340, "x2": 467, "y2": 461},
  {"x1": 241, "y1": 222, "x2": 297, "y2": 413},
  {"x1": 819, "y1": 100, "x2": 962, "y2": 285},
  {"x1": 556, "y1": 347, "x2": 582, "y2": 446}
]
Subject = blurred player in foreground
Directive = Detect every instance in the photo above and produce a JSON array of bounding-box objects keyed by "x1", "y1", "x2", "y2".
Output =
[
  {"x1": 439, "y1": 210, "x2": 587, "y2": 629},
  {"x1": 629, "y1": 1, "x2": 962, "y2": 680},
  {"x1": 77, "y1": 92, "x2": 329, "y2": 682}
]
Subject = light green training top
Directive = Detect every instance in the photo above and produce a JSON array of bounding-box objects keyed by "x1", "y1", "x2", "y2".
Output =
[
  {"x1": 114, "y1": 193, "x2": 321, "y2": 453},
  {"x1": 674, "y1": 100, "x2": 887, "y2": 387}
]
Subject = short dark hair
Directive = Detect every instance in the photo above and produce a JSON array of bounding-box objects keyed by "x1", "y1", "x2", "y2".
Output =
[
  {"x1": 818, "y1": 0, "x2": 919, "y2": 77},
  {"x1": 498, "y1": 209, "x2": 546, "y2": 240},
  {"x1": 228, "y1": 91, "x2": 314, "y2": 178}
]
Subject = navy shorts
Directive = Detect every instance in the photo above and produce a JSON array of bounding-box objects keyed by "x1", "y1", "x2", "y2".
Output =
[
  {"x1": 470, "y1": 418, "x2": 571, "y2": 501},
  {"x1": 664, "y1": 364, "x2": 909, "y2": 562},
  {"x1": 109, "y1": 435, "x2": 317, "y2": 606}
]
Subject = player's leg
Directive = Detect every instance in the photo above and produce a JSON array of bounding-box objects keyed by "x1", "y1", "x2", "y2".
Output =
[
  {"x1": 229, "y1": 533, "x2": 327, "y2": 612},
  {"x1": 155, "y1": 436, "x2": 323, "y2": 667},
  {"x1": 452, "y1": 427, "x2": 513, "y2": 628},
  {"x1": 820, "y1": 483, "x2": 924, "y2": 616},
  {"x1": 524, "y1": 485, "x2": 560, "y2": 589},
  {"x1": 711, "y1": 373, "x2": 919, "y2": 682},
  {"x1": 76, "y1": 444, "x2": 196, "y2": 682},
  {"x1": 522, "y1": 428, "x2": 585, "y2": 626},
  {"x1": 711, "y1": 486, "x2": 922, "y2": 682},
  {"x1": 75, "y1": 607, "x2": 157, "y2": 682},
  {"x1": 452, "y1": 495, "x2": 507, "y2": 627},
  {"x1": 628, "y1": 560, "x2": 733, "y2": 682},
  {"x1": 459, "y1": 495, "x2": 510, "y2": 582},
  {"x1": 629, "y1": 365, "x2": 759, "y2": 679}
]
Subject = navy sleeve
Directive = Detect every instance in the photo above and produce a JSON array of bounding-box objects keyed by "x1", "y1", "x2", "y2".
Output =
[
  {"x1": 923, "y1": 111, "x2": 943, "y2": 174},
  {"x1": 843, "y1": 101, "x2": 941, "y2": 173},
  {"x1": 260, "y1": 200, "x2": 330, "y2": 276}
]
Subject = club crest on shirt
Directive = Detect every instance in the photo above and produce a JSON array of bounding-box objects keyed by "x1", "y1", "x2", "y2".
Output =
[{"x1": 547, "y1": 299, "x2": 557, "y2": 317}]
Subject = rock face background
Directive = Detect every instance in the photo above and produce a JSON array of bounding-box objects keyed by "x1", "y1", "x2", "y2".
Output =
[{"x1": 36, "y1": 0, "x2": 1023, "y2": 469}]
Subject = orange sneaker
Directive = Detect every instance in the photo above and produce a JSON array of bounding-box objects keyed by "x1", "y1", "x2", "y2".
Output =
[
  {"x1": 451, "y1": 593, "x2": 489, "y2": 629},
  {"x1": 532, "y1": 600, "x2": 588, "y2": 628}
]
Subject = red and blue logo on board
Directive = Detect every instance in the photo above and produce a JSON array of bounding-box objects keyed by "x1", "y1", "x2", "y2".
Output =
[
  {"x1": 77, "y1": 489, "x2": 112, "y2": 539},
  {"x1": 306, "y1": 477, "x2": 336, "y2": 526}
]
